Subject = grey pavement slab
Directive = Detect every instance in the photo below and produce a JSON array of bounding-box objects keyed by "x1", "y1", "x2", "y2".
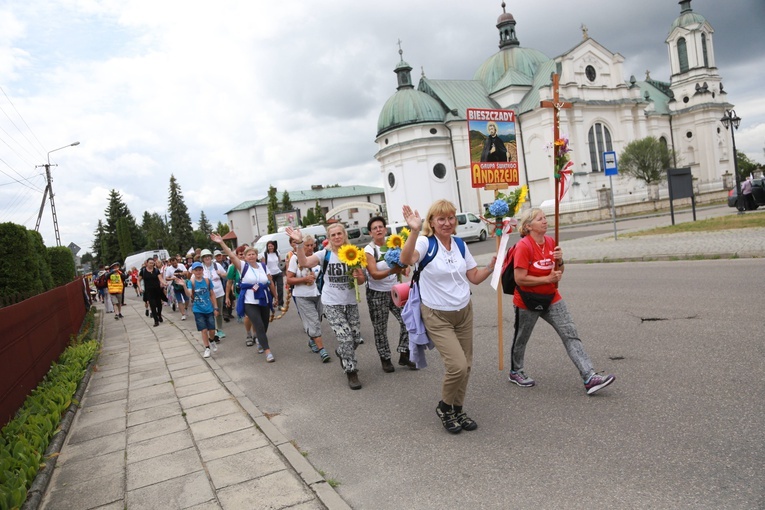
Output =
[
  {"x1": 74, "y1": 400, "x2": 126, "y2": 428},
  {"x1": 188, "y1": 413, "x2": 254, "y2": 442},
  {"x1": 67, "y1": 416, "x2": 126, "y2": 445},
  {"x1": 57, "y1": 430, "x2": 126, "y2": 466},
  {"x1": 127, "y1": 429, "x2": 195, "y2": 464},
  {"x1": 196, "y1": 427, "x2": 271, "y2": 463},
  {"x1": 179, "y1": 387, "x2": 231, "y2": 409},
  {"x1": 173, "y1": 371, "x2": 219, "y2": 388},
  {"x1": 216, "y1": 470, "x2": 315, "y2": 510},
  {"x1": 81, "y1": 388, "x2": 126, "y2": 407},
  {"x1": 41, "y1": 470, "x2": 124, "y2": 510},
  {"x1": 127, "y1": 447, "x2": 204, "y2": 491},
  {"x1": 127, "y1": 400, "x2": 182, "y2": 427},
  {"x1": 127, "y1": 414, "x2": 188, "y2": 444},
  {"x1": 126, "y1": 470, "x2": 216, "y2": 510},
  {"x1": 207, "y1": 447, "x2": 286, "y2": 489},
  {"x1": 52, "y1": 450, "x2": 124, "y2": 487},
  {"x1": 183, "y1": 399, "x2": 241, "y2": 424}
]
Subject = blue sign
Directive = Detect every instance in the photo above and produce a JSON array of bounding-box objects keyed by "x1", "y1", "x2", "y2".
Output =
[{"x1": 603, "y1": 151, "x2": 618, "y2": 176}]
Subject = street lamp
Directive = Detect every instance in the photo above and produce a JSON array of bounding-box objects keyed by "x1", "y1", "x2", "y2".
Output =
[
  {"x1": 720, "y1": 109, "x2": 743, "y2": 214},
  {"x1": 35, "y1": 141, "x2": 81, "y2": 245}
]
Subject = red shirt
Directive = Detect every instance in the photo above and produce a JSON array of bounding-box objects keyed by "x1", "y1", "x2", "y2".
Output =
[{"x1": 512, "y1": 235, "x2": 562, "y2": 309}]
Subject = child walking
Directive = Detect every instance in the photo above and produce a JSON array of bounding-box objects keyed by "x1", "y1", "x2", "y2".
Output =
[{"x1": 184, "y1": 262, "x2": 220, "y2": 358}]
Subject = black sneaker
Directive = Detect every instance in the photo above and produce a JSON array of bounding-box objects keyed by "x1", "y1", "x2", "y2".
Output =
[
  {"x1": 145, "y1": 310, "x2": 149, "y2": 317},
  {"x1": 398, "y1": 351, "x2": 417, "y2": 370},
  {"x1": 380, "y1": 358, "x2": 395, "y2": 373},
  {"x1": 347, "y1": 371, "x2": 362, "y2": 390},
  {"x1": 454, "y1": 411, "x2": 478, "y2": 431},
  {"x1": 435, "y1": 405, "x2": 462, "y2": 434}
]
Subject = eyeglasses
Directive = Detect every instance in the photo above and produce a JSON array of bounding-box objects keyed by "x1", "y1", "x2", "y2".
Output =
[{"x1": 435, "y1": 216, "x2": 456, "y2": 225}]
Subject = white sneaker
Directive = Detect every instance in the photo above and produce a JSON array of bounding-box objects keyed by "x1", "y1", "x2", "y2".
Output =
[
  {"x1": 256, "y1": 340, "x2": 264, "y2": 354},
  {"x1": 181, "y1": 315, "x2": 186, "y2": 321},
  {"x1": 211, "y1": 342, "x2": 218, "y2": 353},
  {"x1": 203, "y1": 347, "x2": 211, "y2": 358}
]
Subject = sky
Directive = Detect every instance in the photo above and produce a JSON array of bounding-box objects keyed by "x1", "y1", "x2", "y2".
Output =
[{"x1": 1, "y1": 0, "x2": 763, "y2": 254}]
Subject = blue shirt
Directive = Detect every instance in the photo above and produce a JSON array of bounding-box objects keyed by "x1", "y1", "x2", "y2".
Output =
[{"x1": 187, "y1": 277, "x2": 214, "y2": 314}]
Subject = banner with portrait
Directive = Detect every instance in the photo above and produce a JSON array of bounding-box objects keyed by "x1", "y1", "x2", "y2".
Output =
[{"x1": 466, "y1": 108, "x2": 519, "y2": 188}]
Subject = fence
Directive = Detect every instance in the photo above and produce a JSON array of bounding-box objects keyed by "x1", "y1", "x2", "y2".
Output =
[{"x1": 0, "y1": 278, "x2": 90, "y2": 427}]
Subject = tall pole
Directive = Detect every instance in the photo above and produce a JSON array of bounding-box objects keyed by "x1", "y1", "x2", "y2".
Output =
[
  {"x1": 35, "y1": 141, "x2": 80, "y2": 245},
  {"x1": 721, "y1": 110, "x2": 743, "y2": 214}
]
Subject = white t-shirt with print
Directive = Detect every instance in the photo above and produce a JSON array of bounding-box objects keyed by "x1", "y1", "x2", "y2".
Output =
[
  {"x1": 312, "y1": 249, "x2": 355, "y2": 306},
  {"x1": 414, "y1": 235, "x2": 477, "y2": 311},
  {"x1": 203, "y1": 262, "x2": 226, "y2": 298},
  {"x1": 287, "y1": 254, "x2": 320, "y2": 298},
  {"x1": 364, "y1": 242, "x2": 397, "y2": 292}
]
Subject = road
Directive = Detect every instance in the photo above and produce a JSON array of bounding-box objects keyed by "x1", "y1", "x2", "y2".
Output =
[{"x1": 193, "y1": 258, "x2": 763, "y2": 509}]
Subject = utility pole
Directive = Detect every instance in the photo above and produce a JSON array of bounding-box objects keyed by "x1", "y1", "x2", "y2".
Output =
[{"x1": 35, "y1": 141, "x2": 80, "y2": 246}]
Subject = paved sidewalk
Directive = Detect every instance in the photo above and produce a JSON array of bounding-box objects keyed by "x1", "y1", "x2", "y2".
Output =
[{"x1": 38, "y1": 303, "x2": 349, "y2": 510}]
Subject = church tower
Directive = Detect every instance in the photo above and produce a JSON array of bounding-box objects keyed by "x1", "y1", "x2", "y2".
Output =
[{"x1": 665, "y1": 0, "x2": 731, "y2": 183}]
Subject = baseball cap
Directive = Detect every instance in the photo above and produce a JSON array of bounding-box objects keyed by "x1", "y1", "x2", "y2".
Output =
[{"x1": 190, "y1": 262, "x2": 204, "y2": 270}]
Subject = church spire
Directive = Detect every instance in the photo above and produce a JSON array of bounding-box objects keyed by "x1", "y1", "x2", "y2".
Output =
[
  {"x1": 394, "y1": 40, "x2": 413, "y2": 90},
  {"x1": 679, "y1": 0, "x2": 692, "y2": 14},
  {"x1": 497, "y1": 1, "x2": 519, "y2": 49}
]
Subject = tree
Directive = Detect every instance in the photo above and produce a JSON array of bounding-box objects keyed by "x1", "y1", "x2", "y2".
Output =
[
  {"x1": 167, "y1": 174, "x2": 194, "y2": 255},
  {"x1": 736, "y1": 152, "x2": 759, "y2": 180},
  {"x1": 116, "y1": 217, "x2": 134, "y2": 260},
  {"x1": 91, "y1": 220, "x2": 106, "y2": 267},
  {"x1": 619, "y1": 137, "x2": 673, "y2": 199},
  {"x1": 104, "y1": 190, "x2": 142, "y2": 265},
  {"x1": 193, "y1": 210, "x2": 215, "y2": 251},
  {"x1": 197, "y1": 211, "x2": 213, "y2": 237},
  {"x1": 267, "y1": 185, "x2": 278, "y2": 233},
  {"x1": 216, "y1": 222, "x2": 230, "y2": 237},
  {"x1": 141, "y1": 211, "x2": 170, "y2": 251},
  {"x1": 281, "y1": 190, "x2": 293, "y2": 213},
  {"x1": 313, "y1": 200, "x2": 325, "y2": 224},
  {"x1": 302, "y1": 208, "x2": 316, "y2": 227}
]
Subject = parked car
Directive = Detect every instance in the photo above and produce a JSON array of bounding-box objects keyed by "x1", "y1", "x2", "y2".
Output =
[
  {"x1": 727, "y1": 178, "x2": 765, "y2": 211},
  {"x1": 346, "y1": 226, "x2": 372, "y2": 247},
  {"x1": 455, "y1": 212, "x2": 488, "y2": 242}
]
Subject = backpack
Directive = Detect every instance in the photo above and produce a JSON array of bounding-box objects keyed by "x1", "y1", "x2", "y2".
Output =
[
  {"x1": 190, "y1": 277, "x2": 212, "y2": 303},
  {"x1": 94, "y1": 272, "x2": 109, "y2": 289},
  {"x1": 315, "y1": 250, "x2": 332, "y2": 294},
  {"x1": 500, "y1": 244, "x2": 518, "y2": 295}
]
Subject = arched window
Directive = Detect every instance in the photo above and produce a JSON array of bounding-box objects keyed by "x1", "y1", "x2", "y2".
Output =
[
  {"x1": 677, "y1": 37, "x2": 689, "y2": 73},
  {"x1": 587, "y1": 123, "x2": 613, "y2": 172},
  {"x1": 659, "y1": 136, "x2": 668, "y2": 150},
  {"x1": 701, "y1": 34, "x2": 709, "y2": 67}
]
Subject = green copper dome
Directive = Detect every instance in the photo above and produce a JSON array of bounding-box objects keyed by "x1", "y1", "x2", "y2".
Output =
[
  {"x1": 671, "y1": 0, "x2": 707, "y2": 29},
  {"x1": 377, "y1": 88, "x2": 445, "y2": 136},
  {"x1": 474, "y1": 46, "x2": 550, "y2": 93}
]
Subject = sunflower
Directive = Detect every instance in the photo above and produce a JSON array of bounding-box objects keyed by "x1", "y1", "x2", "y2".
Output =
[
  {"x1": 399, "y1": 227, "x2": 411, "y2": 240},
  {"x1": 514, "y1": 185, "x2": 528, "y2": 216},
  {"x1": 386, "y1": 234, "x2": 404, "y2": 250},
  {"x1": 338, "y1": 244, "x2": 367, "y2": 268}
]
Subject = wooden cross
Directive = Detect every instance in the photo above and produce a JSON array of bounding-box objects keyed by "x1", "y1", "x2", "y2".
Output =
[{"x1": 540, "y1": 73, "x2": 572, "y2": 246}]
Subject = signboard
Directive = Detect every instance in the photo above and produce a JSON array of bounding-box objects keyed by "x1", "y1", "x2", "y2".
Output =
[
  {"x1": 67, "y1": 242, "x2": 81, "y2": 255},
  {"x1": 274, "y1": 210, "x2": 300, "y2": 229},
  {"x1": 603, "y1": 151, "x2": 618, "y2": 176},
  {"x1": 466, "y1": 108, "x2": 519, "y2": 188}
]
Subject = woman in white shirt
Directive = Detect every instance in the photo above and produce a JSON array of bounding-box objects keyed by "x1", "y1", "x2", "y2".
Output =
[
  {"x1": 286, "y1": 224, "x2": 367, "y2": 390},
  {"x1": 211, "y1": 234, "x2": 278, "y2": 362},
  {"x1": 286, "y1": 235, "x2": 331, "y2": 363},
  {"x1": 262, "y1": 241, "x2": 286, "y2": 311},
  {"x1": 400, "y1": 200, "x2": 496, "y2": 434}
]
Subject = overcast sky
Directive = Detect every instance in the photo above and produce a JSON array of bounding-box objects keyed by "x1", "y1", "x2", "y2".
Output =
[{"x1": 1, "y1": 0, "x2": 763, "y2": 253}]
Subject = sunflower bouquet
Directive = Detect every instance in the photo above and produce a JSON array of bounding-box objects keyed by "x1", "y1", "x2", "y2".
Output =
[
  {"x1": 337, "y1": 243, "x2": 368, "y2": 302},
  {"x1": 383, "y1": 228, "x2": 410, "y2": 281}
]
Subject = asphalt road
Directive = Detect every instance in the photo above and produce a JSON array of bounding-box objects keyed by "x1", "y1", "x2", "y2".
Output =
[{"x1": 204, "y1": 258, "x2": 763, "y2": 510}]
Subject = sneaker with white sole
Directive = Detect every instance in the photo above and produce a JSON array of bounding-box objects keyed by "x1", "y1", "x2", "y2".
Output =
[
  {"x1": 256, "y1": 341, "x2": 264, "y2": 354},
  {"x1": 216, "y1": 330, "x2": 226, "y2": 339},
  {"x1": 584, "y1": 373, "x2": 615, "y2": 395},
  {"x1": 181, "y1": 315, "x2": 186, "y2": 321},
  {"x1": 266, "y1": 353, "x2": 275, "y2": 363},
  {"x1": 308, "y1": 339, "x2": 319, "y2": 353},
  {"x1": 211, "y1": 342, "x2": 218, "y2": 353},
  {"x1": 203, "y1": 347, "x2": 211, "y2": 358},
  {"x1": 508, "y1": 370, "x2": 536, "y2": 387}
]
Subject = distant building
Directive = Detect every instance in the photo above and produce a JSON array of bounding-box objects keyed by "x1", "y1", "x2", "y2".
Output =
[
  {"x1": 225, "y1": 185, "x2": 385, "y2": 243},
  {"x1": 376, "y1": 0, "x2": 734, "y2": 220}
]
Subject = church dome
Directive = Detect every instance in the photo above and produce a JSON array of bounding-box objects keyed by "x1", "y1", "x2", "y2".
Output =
[
  {"x1": 671, "y1": 0, "x2": 707, "y2": 29},
  {"x1": 474, "y1": 46, "x2": 549, "y2": 92},
  {"x1": 377, "y1": 88, "x2": 445, "y2": 136}
]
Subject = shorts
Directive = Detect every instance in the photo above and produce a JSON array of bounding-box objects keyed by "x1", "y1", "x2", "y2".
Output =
[
  {"x1": 110, "y1": 293, "x2": 121, "y2": 304},
  {"x1": 173, "y1": 288, "x2": 187, "y2": 303},
  {"x1": 194, "y1": 312, "x2": 215, "y2": 332}
]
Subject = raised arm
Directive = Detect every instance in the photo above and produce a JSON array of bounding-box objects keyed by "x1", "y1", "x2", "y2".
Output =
[
  {"x1": 285, "y1": 227, "x2": 319, "y2": 268},
  {"x1": 211, "y1": 233, "x2": 241, "y2": 269},
  {"x1": 399, "y1": 205, "x2": 422, "y2": 266}
]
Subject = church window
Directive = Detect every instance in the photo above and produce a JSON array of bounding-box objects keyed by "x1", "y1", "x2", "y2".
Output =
[
  {"x1": 430, "y1": 128, "x2": 438, "y2": 135},
  {"x1": 683, "y1": 96, "x2": 689, "y2": 104},
  {"x1": 677, "y1": 37, "x2": 689, "y2": 73},
  {"x1": 587, "y1": 123, "x2": 613, "y2": 172},
  {"x1": 585, "y1": 65, "x2": 596, "y2": 82},
  {"x1": 701, "y1": 34, "x2": 709, "y2": 67},
  {"x1": 387, "y1": 172, "x2": 396, "y2": 188},
  {"x1": 659, "y1": 137, "x2": 668, "y2": 150},
  {"x1": 433, "y1": 163, "x2": 447, "y2": 179},
  {"x1": 686, "y1": 131, "x2": 693, "y2": 139}
]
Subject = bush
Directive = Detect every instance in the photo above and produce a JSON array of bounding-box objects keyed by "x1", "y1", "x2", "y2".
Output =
[
  {"x1": 48, "y1": 247, "x2": 76, "y2": 287},
  {"x1": 28, "y1": 230, "x2": 53, "y2": 292},
  {"x1": 0, "y1": 309, "x2": 98, "y2": 510},
  {"x1": 0, "y1": 223, "x2": 40, "y2": 300}
]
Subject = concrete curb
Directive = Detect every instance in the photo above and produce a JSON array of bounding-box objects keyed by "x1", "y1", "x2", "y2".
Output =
[
  {"x1": 567, "y1": 251, "x2": 764, "y2": 264},
  {"x1": 23, "y1": 307, "x2": 104, "y2": 510}
]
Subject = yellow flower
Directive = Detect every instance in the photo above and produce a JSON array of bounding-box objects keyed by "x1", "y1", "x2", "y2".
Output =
[
  {"x1": 338, "y1": 244, "x2": 366, "y2": 268},
  {"x1": 514, "y1": 186, "x2": 528, "y2": 215},
  {"x1": 386, "y1": 234, "x2": 404, "y2": 250},
  {"x1": 399, "y1": 227, "x2": 410, "y2": 240},
  {"x1": 554, "y1": 139, "x2": 565, "y2": 146}
]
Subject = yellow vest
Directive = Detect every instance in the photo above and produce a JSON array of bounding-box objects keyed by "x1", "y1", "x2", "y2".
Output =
[{"x1": 108, "y1": 271, "x2": 123, "y2": 294}]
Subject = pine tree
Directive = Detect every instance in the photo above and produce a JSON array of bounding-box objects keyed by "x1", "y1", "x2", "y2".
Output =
[
  {"x1": 281, "y1": 190, "x2": 293, "y2": 212},
  {"x1": 313, "y1": 200, "x2": 325, "y2": 224},
  {"x1": 104, "y1": 189, "x2": 142, "y2": 264},
  {"x1": 167, "y1": 174, "x2": 194, "y2": 255},
  {"x1": 216, "y1": 221, "x2": 230, "y2": 236},
  {"x1": 116, "y1": 217, "x2": 134, "y2": 260},
  {"x1": 198, "y1": 211, "x2": 213, "y2": 237},
  {"x1": 141, "y1": 212, "x2": 170, "y2": 251},
  {"x1": 267, "y1": 185, "x2": 278, "y2": 233},
  {"x1": 91, "y1": 220, "x2": 105, "y2": 267}
]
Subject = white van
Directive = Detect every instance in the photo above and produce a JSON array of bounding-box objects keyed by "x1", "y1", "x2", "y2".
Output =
[
  {"x1": 255, "y1": 225, "x2": 327, "y2": 270},
  {"x1": 455, "y1": 212, "x2": 488, "y2": 242},
  {"x1": 123, "y1": 249, "x2": 170, "y2": 272}
]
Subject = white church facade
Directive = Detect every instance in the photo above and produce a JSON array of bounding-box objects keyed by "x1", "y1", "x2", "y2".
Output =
[{"x1": 375, "y1": 0, "x2": 735, "y2": 222}]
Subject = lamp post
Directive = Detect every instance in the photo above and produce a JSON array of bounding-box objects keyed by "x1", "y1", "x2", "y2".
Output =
[
  {"x1": 35, "y1": 141, "x2": 81, "y2": 245},
  {"x1": 720, "y1": 110, "x2": 742, "y2": 214}
]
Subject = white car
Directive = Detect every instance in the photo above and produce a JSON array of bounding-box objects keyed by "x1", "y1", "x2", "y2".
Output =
[{"x1": 455, "y1": 212, "x2": 488, "y2": 242}]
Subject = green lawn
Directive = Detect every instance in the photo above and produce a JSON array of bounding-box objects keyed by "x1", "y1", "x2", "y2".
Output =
[{"x1": 625, "y1": 211, "x2": 765, "y2": 237}]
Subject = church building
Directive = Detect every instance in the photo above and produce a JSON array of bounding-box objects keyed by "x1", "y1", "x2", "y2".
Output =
[{"x1": 375, "y1": 0, "x2": 734, "y2": 221}]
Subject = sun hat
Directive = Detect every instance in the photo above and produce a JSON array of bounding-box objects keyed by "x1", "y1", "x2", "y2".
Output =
[{"x1": 200, "y1": 249, "x2": 212, "y2": 257}]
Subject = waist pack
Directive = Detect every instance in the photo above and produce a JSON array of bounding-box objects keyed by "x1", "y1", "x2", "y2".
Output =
[{"x1": 517, "y1": 289, "x2": 555, "y2": 312}]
